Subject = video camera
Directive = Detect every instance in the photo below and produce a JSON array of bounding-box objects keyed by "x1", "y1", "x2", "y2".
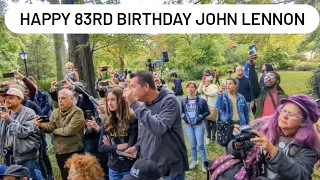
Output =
[
  {"x1": 146, "y1": 59, "x2": 154, "y2": 72},
  {"x1": 234, "y1": 127, "x2": 256, "y2": 143}
]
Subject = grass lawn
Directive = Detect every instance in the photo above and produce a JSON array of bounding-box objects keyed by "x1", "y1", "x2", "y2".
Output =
[{"x1": 47, "y1": 71, "x2": 319, "y2": 180}]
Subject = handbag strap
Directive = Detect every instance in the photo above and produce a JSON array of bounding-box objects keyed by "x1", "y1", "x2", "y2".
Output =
[{"x1": 267, "y1": 91, "x2": 277, "y2": 110}]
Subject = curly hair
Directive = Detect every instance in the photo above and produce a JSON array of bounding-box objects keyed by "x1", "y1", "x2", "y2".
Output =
[
  {"x1": 104, "y1": 87, "x2": 134, "y2": 135},
  {"x1": 64, "y1": 153, "x2": 105, "y2": 180}
]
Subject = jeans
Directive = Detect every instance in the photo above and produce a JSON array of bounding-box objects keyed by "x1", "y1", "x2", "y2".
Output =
[
  {"x1": 247, "y1": 102, "x2": 251, "y2": 121},
  {"x1": 204, "y1": 119, "x2": 216, "y2": 141},
  {"x1": 184, "y1": 122, "x2": 207, "y2": 163},
  {"x1": 22, "y1": 159, "x2": 43, "y2": 180},
  {"x1": 162, "y1": 175, "x2": 185, "y2": 180},
  {"x1": 108, "y1": 168, "x2": 130, "y2": 180}
]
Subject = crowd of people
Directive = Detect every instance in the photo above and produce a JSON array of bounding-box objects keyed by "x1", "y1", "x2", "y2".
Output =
[{"x1": 0, "y1": 53, "x2": 319, "y2": 180}]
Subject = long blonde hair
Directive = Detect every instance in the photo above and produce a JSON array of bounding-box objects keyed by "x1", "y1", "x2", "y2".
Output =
[{"x1": 104, "y1": 87, "x2": 134, "y2": 135}]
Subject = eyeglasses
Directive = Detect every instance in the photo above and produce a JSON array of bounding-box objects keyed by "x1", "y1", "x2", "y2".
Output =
[
  {"x1": 278, "y1": 109, "x2": 303, "y2": 120},
  {"x1": 264, "y1": 76, "x2": 276, "y2": 80}
]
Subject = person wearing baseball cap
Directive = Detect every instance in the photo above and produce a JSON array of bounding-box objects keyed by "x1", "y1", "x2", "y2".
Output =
[
  {"x1": 0, "y1": 165, "x2": 30, "y2": 180},
  {"x1": 122, "y1": 158, "x2": 161, "y2": 180},
  {"x1": 0, "y1": 88, "x2": 41, "y2": 180}
]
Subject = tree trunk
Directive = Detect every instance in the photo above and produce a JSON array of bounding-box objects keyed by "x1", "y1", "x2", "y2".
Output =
[
  {"x1": 62, "y1": 0, "x2": 97, "y2": 97},
  {"x1": 53, "y1": 34, "x2": 66, "y2": 81},
  {"x1": 67, "y1": 34, "x2": 97, "y2": 97},
  {"x1": 50, "y1": 0, "x2": 66, "y2": 81},
  {"x1": 119, "y1": 56, "x2": 124, "y2": 76}
]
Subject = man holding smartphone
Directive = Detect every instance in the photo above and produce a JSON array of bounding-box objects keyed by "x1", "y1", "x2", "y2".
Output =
[
  {"x1": 34, "y1": 89, "x2": 85, "y2": 180},
  {"x1": 0, "y1": 88, "x2": 41, "y2": 180}
]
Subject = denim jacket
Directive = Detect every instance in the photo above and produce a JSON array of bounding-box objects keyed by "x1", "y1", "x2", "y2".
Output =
[
  {"x1": 181, "y1": 96, "x2": 210, "y2": 125},
  {"x1": 215, "y1": 92, "x2": 250, "y2": 126}
]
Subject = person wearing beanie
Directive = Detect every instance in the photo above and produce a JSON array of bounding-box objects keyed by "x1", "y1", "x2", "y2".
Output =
[{"x1": 228, "y1": 94, "x2": 320, "y2": 180}]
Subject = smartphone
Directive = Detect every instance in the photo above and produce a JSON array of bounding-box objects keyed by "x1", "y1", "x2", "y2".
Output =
[
  {"x1": 100, "y1": 66, "x2": 109, "y2": 72},
  {"x1": 2, "y1": 72, "x2": 15, "y2": 78},
  {"x1": 55, "y1": 81, "x2": 63, "y2": 88},
  {"x1": 222, "y1": 79, "x2": 226, "y2": 86},
  {"x1": 116, "y1": 150, "x2": 137, "y2": 159},
  {"x1": 249, "y1": 44, "x2": 257, "y2": 55},
  {"x1": 0, "y1": 106, "x2": 5, "y2": 112},
  {"x1": 100, "y1": 81, "x2": 109, "y2": 87},
  {"x1": 39, "y1": 115, "x2": 50, "y2": 122},
  {"x1": 86, "y1": 110, "x2": 93, "y2": 120},
  {"x1": 0, "y1": 84, "x2": 7, "y2": 89}
]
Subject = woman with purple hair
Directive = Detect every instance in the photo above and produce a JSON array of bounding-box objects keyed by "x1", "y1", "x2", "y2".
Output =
[{"x1": 228, "y1": 94, "x2": 320, "y2": 179}]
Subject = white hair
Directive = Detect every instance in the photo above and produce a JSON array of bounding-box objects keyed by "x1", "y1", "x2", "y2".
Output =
[
  {"x1": 236, "y1": 66, "x2": 244, "y2": 70},
  {"x1": 58, "y1": 89, "x2": 73, "y2": 98}
]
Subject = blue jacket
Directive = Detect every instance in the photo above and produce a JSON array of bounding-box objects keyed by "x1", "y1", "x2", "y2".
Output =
[
  {"x1": 172, "y1": 78, "x2": 184, "y2": 96},
  {"x1": 244, "y1": 60, "x2": 258, "y2": 78},
  {"x1": 215, "y1": 92, "x2": 250, "y2": 126},
  {"x1": 34, "y1": 90, "x2": 53, "y2": 116},
  {"x1": 181, "y1": 96, "x2": 210, "y2": 125}
]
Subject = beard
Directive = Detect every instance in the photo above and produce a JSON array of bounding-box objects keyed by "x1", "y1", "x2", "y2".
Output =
[{"x1": 265, "y1": 83, "x2": 277, "y2": 90}]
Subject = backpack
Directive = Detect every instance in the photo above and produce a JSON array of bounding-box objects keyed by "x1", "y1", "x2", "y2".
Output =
[
  {"x1": 204, "y1": 144, "x2": 267, "y2": 180},
  {"x1": 215, "y1": 72, "x2": 220, "y2": 78}
]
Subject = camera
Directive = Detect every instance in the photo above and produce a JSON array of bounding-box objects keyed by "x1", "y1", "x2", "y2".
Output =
[
  {"x1": 0, "y1": 106, "x2": 5, "y2": 111},
  {"x1": 234, "y1": 127, "x2": 256, "y2": 143},
  {"x1": 146, "y1": 59, "x2": 154, "y2": 72},
  {"x1": 39, "y1": 115, "x2": 50, "y2": 123}
]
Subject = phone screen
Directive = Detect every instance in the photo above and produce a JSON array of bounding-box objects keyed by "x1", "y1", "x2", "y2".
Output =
[
  {"x1": 3, "y1": 73, "x2": 15, "y2": 78},
  {"x1": 86, "y1": 110, "x2": 93, "y2": 120},
  {"x1": 39, "y1": 116, "x2": 50, "y2": 122},
  {"x1": 100, "y1": 67, "x2": 108, "y2": 72}
]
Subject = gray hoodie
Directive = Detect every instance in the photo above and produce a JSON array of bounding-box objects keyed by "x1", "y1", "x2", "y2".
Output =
[
  {"x1": 0, "y1": 106, "x2": 40, "y2": 164},
  {"x1": 131, "y1": 86, "x2": 189, "y2": 178}
]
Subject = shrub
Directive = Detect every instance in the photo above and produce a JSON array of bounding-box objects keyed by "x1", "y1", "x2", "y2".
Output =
[
  {"x1": 214, "y1": 64, "x2": 237, "y2": 76},
  {"x1": 37, "y1": 77, "x2": 55, "y2": 93},
  {"x1": 295, "y1": 62, "x2": 318, "y2": 71}
]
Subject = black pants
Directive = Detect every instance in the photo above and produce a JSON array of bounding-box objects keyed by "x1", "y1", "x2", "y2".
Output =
[
  {"x1": 204, "y1": 119, "x2": 216, "y2": 141},
  {"x1": 97, "y1": 152, "x2": 109, "y2": 180},
  {"x1": 56, "y1": 149, "x2": 84, "y2": 180},
  {"x1": 215, "y1": 78, "x2": 220, "y2": 85}
]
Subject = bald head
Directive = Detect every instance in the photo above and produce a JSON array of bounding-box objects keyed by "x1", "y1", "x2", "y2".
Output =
[{"x1": 236, "y1": 66, "x2": 244, "y2": 77}]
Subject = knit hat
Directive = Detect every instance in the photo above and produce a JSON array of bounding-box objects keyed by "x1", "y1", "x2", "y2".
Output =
[{"x1": 280, "y1": 94, "x2": 320, "y2": 123}]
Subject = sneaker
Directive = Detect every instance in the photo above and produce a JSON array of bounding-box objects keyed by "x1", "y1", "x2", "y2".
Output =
[
  {"x1": 205, "y1": 138, "x2": 210, "y2": 145},
  {"x1": 189, "y1": 161, "x2": 198, "y2": 169},
  {"x1": 202, "y1": 164, "x2": 207, "y2": 172}
]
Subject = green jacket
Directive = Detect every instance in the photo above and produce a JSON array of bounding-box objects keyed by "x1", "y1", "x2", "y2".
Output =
[
  {"x1": 41, "y1": 106, "x2": 85, "y2": 155},
  {"x1": 248, "y1": 62, "x2": 288, "y2": 118}
]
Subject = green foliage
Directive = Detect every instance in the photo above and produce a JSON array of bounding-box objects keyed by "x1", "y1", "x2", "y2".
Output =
[
  {"x1": 21, "y1": 34, "x2": 56, "y2": 80},
  {"x1": 0, "y1": 21, "x2": 24, "y2": 75},
  {"x1": 224, "y1": 44, "x2": 249, "y2": 65},
  {"x1": 37, "y1": 77, "x2": 56, "y2": 93},
  {"x1": 215, "y1": 64, "x2": 236, "y2": 76},
  {"x1": 263, "y1": 47, "x2": 288, "y2": 64},
  {"x1": 295, "y1": 62, "x2": 318, "y2": 71}
]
